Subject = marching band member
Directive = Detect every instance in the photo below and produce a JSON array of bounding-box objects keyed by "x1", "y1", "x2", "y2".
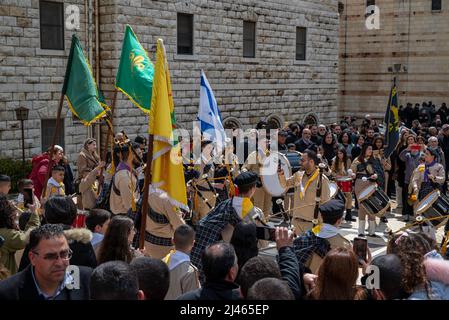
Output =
[
  {"x1": 331, "y1": 146, "x2": 355, "y2": 222},
  {"x1": 410, "y1": 148, "x2": 445, "y2": 237},
  {"x1": 192, "y1": 140, "x2": 217, "y2": 224},
  {"x1": 293, "y1": 199, "x2": 352, "y2": 274},
  {"x1": 214, "y1": 139, "x2": 240, "y2": 203},
  {"x1": 373, "y1": 136, "x2": 392, "y2": 223},
  {"x1": 144, "y1": 186, "x2": 186, "y2": 259},
  {"x1": 350, "y1": 143, "x2": 385, "y2": 238},
  {"x1": 278, "y1": 149, "x2": 331, "y2": 235},
  {"x1": 109, "y1": 144, "x2": 140, "y2": 215},
  {"x1": 76, "y1": 138, "x2": 100, "y2": 209},
  {"x1": 190, "y1": 171, "x2": 264, "y2": 280},
  {"x1": 242, "y1": 133, "x2": 272, "y2": 218}
]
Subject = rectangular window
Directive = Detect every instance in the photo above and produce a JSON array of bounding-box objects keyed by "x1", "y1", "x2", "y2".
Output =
[
  {"x1": 41, "y1": 119, "x2": 65, "y2": 152},
  {"x1": 432, "y1": 0, "x2": 442, "y2": 11},
  {"x1": 243, "y1": 21, "x2": 256, "y2": 58},
  {"x1": 296, "y1": 27, "x2": 307, "y2": 61},
  {"x1": 39, "y1": 1, "x2": 64, "y2": 50},
  {"x1": 177, "y1": 13, "x2": 193, "y2": 55}
]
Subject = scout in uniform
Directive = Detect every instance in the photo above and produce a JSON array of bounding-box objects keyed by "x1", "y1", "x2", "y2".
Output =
[
  {"x1": 192, "y1": 140, "x2": 217, "y2": 224},
  {"x1": 145, "y1": 186, "x2": 186, "y2": 259},
  {"x1": 293, "y1": 199, "x2": 352, "y2": 274},
  {"x1": 242, "y1": 133, "x2": 272, "y2": 218},
  {"x1": 42, "y1": 166, "x2": 66, "y2": 203},
  {"x1": 278, "y1": 149, "x2": 331, "y2": 235},
  {"x1": 190, "y1": 171, "x2": 264, "y2": 281},
  {"x1": 109, "y1": 144, "x2": 140, "y2": 215}
]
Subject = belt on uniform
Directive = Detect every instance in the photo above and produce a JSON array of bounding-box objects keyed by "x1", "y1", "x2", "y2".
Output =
[
  {"x1": 148, "y1": 207, "x2": 170, "y2": 224},
  {"x1": 145, "y1": 231, "x2": 173, "y2": 247}
]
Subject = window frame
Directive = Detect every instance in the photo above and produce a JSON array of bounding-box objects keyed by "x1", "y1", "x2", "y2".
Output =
[
  {"x1": 39, "y1": 0, "x2": 65, "y2": 50},
  {"x1": 41, "y1": 118, "x2": 65, "y2": 153},
  {"x1": 243, "y1": 20, "x2": 256, "y2": 58},
  {"x1": 177, "y1": 12, "x2": 194, "y2": 56},
  {"x1": 295, "y1": 27, "x2": 307, "y2": 61}
]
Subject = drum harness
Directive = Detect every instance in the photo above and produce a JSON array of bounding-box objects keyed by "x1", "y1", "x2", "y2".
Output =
[{"x1": 312, "y1": 164, "x2": 326, "y2": 227}]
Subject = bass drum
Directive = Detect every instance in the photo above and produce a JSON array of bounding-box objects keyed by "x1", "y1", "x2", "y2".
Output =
[
  {"x1": 282, "y1": 151, "x2": 302, "y2": 174},
  {"x1": 260, "y1": 151, "x2": 292, "y2": 197}
]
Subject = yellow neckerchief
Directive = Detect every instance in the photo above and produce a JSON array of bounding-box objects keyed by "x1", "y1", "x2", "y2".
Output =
[
  {"x1": 232, "y1": 197, "x2": 254, "y2": 219},
  {"x1": 299, "y1": 168, "x2": 320, "y2": 200},
  {"x1": 418, "y1": 164, "x2": 425, "y2": 172},
  {"x1": 312, "y1": 223, "x2": 322, "y2": 234},
  {"x1": 163, "y1": 249, "x2": 176, "y2": 265}
]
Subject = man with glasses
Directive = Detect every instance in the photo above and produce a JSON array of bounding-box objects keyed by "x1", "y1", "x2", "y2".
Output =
[{"x1": 0, "y1": 224, "x2": 92, "y2": 300}]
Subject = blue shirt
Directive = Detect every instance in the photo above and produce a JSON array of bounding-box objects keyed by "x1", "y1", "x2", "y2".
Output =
[
  {"x1": 31, "y1": 266, "x2": 72, "y2": 300},
  {"x1": 91, "y1": 232, "x2": 104, "y2": 250}
]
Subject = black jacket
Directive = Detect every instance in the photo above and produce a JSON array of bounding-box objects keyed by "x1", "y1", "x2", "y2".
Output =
[
  {"x1": 177, "y1": 280, "x2": 241, "y2": 300},
  {"x1": 295, "y1": 139, "x2": 315, "y2": 153},
  {"x1": 277, "y1": 246, "x2": 302, "y2": 300},
  {"x1": 19, "y1": 227, "x2": 97, "y2": 272},
  {"x1": 0, "y1": 264, "x2": 92, "y2": 300}
]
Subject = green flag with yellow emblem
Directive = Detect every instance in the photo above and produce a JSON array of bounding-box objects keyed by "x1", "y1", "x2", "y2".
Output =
[{"x1": 116, "y1": 25, "x2": 154, "y2": 114}]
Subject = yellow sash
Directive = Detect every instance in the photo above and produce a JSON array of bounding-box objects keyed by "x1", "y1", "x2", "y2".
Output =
[{"x1": 299, "y1": 169, "x2": 319, "y2": 200}]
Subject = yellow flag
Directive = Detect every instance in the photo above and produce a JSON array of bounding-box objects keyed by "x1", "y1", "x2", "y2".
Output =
[{"x1": 149, "y1": 39, "x2": 188, "y2": 210}]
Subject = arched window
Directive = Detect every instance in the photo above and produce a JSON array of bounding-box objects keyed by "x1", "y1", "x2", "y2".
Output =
[
  {"x1": 266, "y1": 114, "x2": 283, "y2": 129},
  {"x1": 223, "y1": 117, "x2": 242, "y2": 130},
  {"x1": 303, "y1": 113, "x2": 318, "y2": 126}
]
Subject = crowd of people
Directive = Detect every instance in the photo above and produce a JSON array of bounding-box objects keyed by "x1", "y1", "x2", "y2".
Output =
[{"x1": 0, "y1": 100, "x2": 449, "y2": 300}]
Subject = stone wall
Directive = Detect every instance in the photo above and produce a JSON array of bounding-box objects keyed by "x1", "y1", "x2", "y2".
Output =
[
  {"x1": 339, "y1": 0, "x2": 449, "y2": 120},
  {"x1": 0, "y1": 0, "x2": 339, "y2": 170}
]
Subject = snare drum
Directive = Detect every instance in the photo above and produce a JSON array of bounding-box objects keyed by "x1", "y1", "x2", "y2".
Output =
[
  {"x1": 261, "y1": 151, "x2": 292, "y2": 197},
  {"x1": 358, "y1": 184, "x2": 390, "y2": 217},
  {"x1": 73, "y1": 210, "x2": 88, "y2": 228},
  {"x1": 336, "y1": 177, "x2": 353, "y2": 193},
  {"x1": 415, "y1": 190, "x2": 449, "y2": 228}
]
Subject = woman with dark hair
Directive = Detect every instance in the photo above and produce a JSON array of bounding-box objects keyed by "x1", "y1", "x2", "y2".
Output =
[
  {"x1": 331, "y1": 146, "x2": 355, "y2": 222},
  {"x1": 322, "y1": 131, "x2": 337, "y2": 166},
  {"x1": 373, "y1": 136, "x2": 392, "y2": 224},
  {"x1": 76, "y1": 138, "x2": 101, "y2": 209},
  {"x1": 0, "y1": 196, "x2": 40, "y2": 275},
  {"x1": 351, "y1": 135, "x2": 365, "y2": 160},
  {"x1": 409, "y1": 148, "x2": 446, "y2": 238},
  {"x1": 97, "y1": 215, "x2": 143, "y2": 264},
  {"x1": 351, "y1": 143, "x2": 385, "y2": 237},
  {"x1": 308, "y1": 247, "x2": 362, "y2": 300},
  {"x1": 387, "y1": 232, "x2": 449, "y2": 299},
  {"x1": 230, "y1": 222, "x2": 258, "y2": 278},
  {"x1": 339, "y1": 131, "x2": 354, "y2": 159},
  {"x1": 393, "y1": 130, "x2": 412, "y2": 214}
]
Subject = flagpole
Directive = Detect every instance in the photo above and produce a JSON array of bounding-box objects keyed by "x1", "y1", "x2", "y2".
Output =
[
  {"x1": 96, "y1": 88, "x2": 118, "y2": 196},
  {"x1": 41, "y1": 93, "x2": 65, "y2": 199},
  {"x1": 139, "y1": 133, "x2": 153, "y2": 250}
]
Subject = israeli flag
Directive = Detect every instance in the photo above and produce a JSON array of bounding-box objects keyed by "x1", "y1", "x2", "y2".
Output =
[{"x1": 197, "y1": 70, "x2": 226, "y2": 151}]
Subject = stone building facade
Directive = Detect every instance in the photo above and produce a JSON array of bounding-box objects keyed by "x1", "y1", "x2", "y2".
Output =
[
  {"x1": 339, "y1": 0, "x2": 449, "y2": 119},
  {"x1": 0, "y1": 0, "x2": 339, "y2": 167}
]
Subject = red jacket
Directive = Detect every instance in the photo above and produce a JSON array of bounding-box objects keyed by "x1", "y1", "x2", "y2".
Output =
[{"x1": 28, "y1": 153, "x2": 50, "y2": 199}]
